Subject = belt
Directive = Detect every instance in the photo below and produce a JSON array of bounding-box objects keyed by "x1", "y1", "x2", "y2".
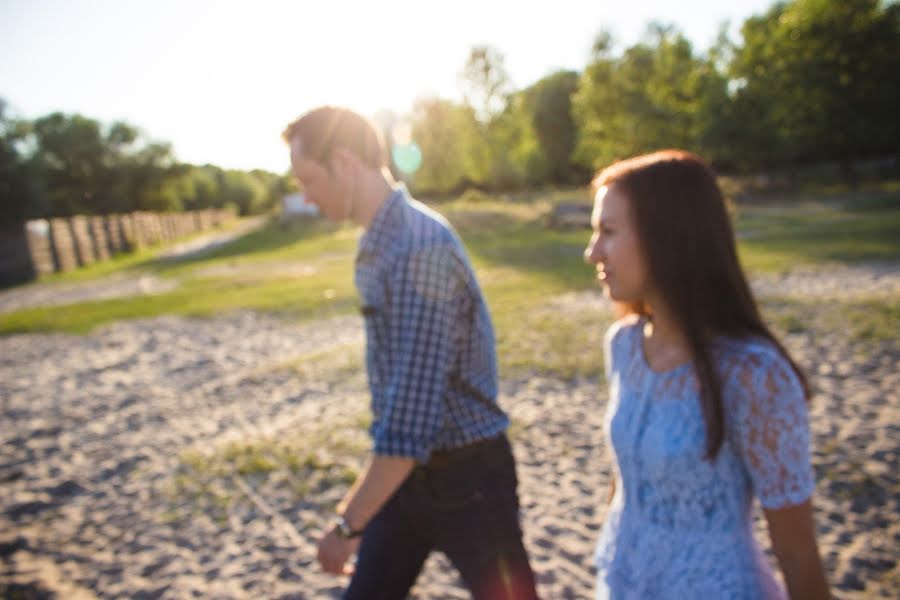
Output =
[{"x1": 424, "y1": 434, "x2": 505, "y2": 470}]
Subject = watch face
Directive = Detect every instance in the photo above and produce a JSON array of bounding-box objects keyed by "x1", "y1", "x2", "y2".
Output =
[
  {"x1": 336, "y1": 517, "x2": 354, "y2": 538},
  {"x1": 336, "y1": 516, "x2": 361, "y2": 538}
]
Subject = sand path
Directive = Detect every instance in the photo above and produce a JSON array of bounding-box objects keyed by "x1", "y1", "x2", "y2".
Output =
[{"x1": 1, "y1": 266, "x2": 897, "y2": 598}]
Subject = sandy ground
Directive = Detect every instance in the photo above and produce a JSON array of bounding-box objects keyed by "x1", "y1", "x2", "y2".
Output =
[{"x1": 1, "y1": 265, "x2": 898, "y2": 599}]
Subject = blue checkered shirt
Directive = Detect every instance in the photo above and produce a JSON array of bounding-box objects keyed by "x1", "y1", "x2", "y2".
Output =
[{"x1": 355, "y1": 187, "x2": 509, "y2": 462}]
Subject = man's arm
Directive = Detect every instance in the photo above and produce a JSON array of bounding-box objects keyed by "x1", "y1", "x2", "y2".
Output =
[
  {"x1": 317, "y1": 454, "x2": 415, "y2": 574},
  {"x1": 318, "y1": 244, "x2": 460, "y2": 574},
  {"x1": 340, "y1": 454, "x2": 415, "y2": 529}
]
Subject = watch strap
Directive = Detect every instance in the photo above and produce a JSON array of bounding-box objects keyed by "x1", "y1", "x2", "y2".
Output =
[{"x1": 335, "y1": 515, "x2": 364, "y2": 539}]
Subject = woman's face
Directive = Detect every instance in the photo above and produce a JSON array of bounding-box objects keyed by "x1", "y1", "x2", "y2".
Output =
[{"x1": 583, "y1": 184, "x2": 650, "y2": 303}]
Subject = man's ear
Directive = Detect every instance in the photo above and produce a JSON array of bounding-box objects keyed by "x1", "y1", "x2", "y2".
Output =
[{"x1": 329, "y1": 147, "x2": 358, "y2": 177}]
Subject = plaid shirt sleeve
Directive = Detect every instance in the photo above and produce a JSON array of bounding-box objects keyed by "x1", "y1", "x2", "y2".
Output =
[{"x1": 371, "y1": 242, "x2": 464, "y2": 462}]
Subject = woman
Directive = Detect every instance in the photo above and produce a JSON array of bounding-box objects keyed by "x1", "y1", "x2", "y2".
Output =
[{"x1": 583, "y1": 150, "x2": 829, "y2": 599}]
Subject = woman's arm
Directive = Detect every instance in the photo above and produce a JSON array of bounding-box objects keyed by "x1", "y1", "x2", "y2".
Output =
[{"x1": 764, "y1": 499, "x2": 830, "y2": 599}]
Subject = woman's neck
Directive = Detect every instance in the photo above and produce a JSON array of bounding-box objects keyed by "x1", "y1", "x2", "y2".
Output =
[{"x1": 642, "y1": 296, "x2": 692, "y2": 373}]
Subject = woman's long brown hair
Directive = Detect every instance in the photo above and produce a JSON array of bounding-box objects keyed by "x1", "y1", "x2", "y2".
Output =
[{"x1": 594, "y1": 150, "x2": 809, "y2": 459}]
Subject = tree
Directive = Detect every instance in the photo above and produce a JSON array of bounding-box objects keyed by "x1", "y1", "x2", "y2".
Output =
[
  {"x1": 219, "y1": 169, "x2": 268, "y2": 216},
  {"x1": 29, "y1": 112, "x2": 110, "y2": 216},
  {"x1": 179, "y1": 164, "x2": 224, "y2": 211},
  {"x1": 520, "y1": 70, "x2": 585, "y2": 185},
  {"x1": 409, "y1": 98, "x2": 486, "y2": 194},
  {"x1": 23, "y1": 112, "x2": 186, "y2": 215},
  {"x1": 731, "y1": 0, "x2": 900, "y2": 179},
  {"x1": 120, "y1": 141, "x2": 186, "y2": 212},
  {"x1": 0, "y1": 100, "x2": 43, "y2": 224},
  {"x1": 459, "y1": 45, "x2": 512, "y2": 124},
  {"x1": 573, "y1": 25, "x2": 725, "y2": 170}
]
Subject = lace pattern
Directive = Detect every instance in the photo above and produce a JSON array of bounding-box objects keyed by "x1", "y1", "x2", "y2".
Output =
[{"x1": 595, "y1": 317, "x2": 814, "y2": 599}]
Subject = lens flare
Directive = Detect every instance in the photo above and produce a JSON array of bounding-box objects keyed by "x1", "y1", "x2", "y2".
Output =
[{"x1": 392, "y1": 143, "x2": 422, "y2": 175}]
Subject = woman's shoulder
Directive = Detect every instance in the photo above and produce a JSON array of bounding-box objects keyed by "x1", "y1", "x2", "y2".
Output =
[
  {"x1": 716, "y1": 335, "x2": 805, "y2": 406},
  {"x1": 603, "y1": 315, "x2": 643, "y2": 378},
  {"x1": 715, "y1": 334, "x2": 791, "y2": 373},
  {"x1": 605, "y1": 314, "x2": 643, "y2": 348}
]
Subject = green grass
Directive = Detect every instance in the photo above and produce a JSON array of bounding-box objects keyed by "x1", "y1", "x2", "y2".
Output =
[
  {"x1": 2, "y1": 185, "x2": 898, "y2": 377},
  {"x1": 0, "y1": 218, "x2": 361, "y2": 334},
  {"x1": 734, "y1": 189, "x2": 900, "y2": 272},
  {"x1": 765, "y1": 295, "x2": 900, "y2": 344},
  {"x1": 166, "y1": 417, "x2": 369, "y2": 522}
]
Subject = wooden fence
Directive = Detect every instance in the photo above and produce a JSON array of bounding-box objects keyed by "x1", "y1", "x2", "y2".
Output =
[{"x1": 0, "y1": 209, "x2": 234, "y2": 287}]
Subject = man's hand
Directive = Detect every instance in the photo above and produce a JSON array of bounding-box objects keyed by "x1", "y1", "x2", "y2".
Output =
[
  {"x1": 317, "y1": 454, "x2": 415, "y2": 576},
  {"x1": 317, "y1": 526, "x2": 361, "y2": 575}
]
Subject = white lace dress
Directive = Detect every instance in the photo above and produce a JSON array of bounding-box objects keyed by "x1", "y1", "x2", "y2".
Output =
[{"x1": 594, "y1": 317, "x2": 815, "y2": 599}]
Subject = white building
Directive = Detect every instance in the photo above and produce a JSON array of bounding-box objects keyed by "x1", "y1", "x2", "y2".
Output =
[{"x1": 281, "y1": 192, "x2": 319, "y2": 219}]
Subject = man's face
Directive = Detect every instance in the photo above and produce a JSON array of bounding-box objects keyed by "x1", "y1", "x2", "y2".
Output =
[{"x1": 290, "y1": 137, "x2": 352, "y2": 222}]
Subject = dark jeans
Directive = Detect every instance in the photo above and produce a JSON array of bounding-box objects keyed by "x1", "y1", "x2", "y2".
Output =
[{"x1": 344, "y1": 435, "x2": 539, "y2": 600}]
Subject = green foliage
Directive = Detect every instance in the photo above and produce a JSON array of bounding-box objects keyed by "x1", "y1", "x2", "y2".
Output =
[
  {"x1": 410, "y1": 49, "x2": 585, "y2": 195},
  {"x1": 571, "y1": 1, "x2": 899, "y2": 176},
  {"x1": 410, "y1": 98, "x2": 486, "y2": 193},
  {"x1": 730, "y1": 0, "x2": 900, "y2": 171},
  {"x1": 4, "y1": 0, "x2": 899, "y2": 218},
  {"x1": 0, "y1": 100, "x2": 42, "y2": 224},
  {"x1": 459, "y1": 45, "x2": 512, "y2": 123},
  {"x1": 0, "y1": 106, "x2": 291, "y2": 222},
  {"x1": 573, "y1": 24, "x2": 725, "y2": 170},
  {"x1": 219, "y1": 169, "x2": 266, "y2": 216},
  {"x1": 484, "y1": 95, "x2": 541, "y2": 189},
  {"x1": 521, "y1": 70, "x2": 586, "y2": 185},
  {"x1": 411, "y1": 67, "x2": 584, "y2": 195}
]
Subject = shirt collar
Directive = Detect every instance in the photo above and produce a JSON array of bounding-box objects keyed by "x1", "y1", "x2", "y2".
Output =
[{"x1": 357, "y1": 186, "x2": 406, "y2": 261}]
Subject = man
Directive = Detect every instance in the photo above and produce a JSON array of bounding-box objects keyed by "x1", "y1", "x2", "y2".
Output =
[{"x1": 283, "y1": 106, "x2": 538, "y2": 599}]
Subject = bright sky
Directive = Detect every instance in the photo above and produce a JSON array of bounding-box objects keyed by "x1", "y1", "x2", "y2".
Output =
[{"x1": 1, "y1": 0, "x2": 776, "y2": 174}]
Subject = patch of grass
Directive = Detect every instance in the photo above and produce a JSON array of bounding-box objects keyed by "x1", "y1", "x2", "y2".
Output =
[
  {"x1": 734, "y1": 191, "x2": 900, "y2": 272},
  {"x1": 0, "y1": 216, "x2": 361, "y2": 334},
  {"x1": 760, "y1": 296, "x2": 810, "y2": 333},
  {"x1": 146, "y1": 217, "x2": 357, "y2": 276},
  {"x1": 288, "y1": 342, "x2": 365, "y2": 383},
  {"x1": 842, "y1": 299, "x2": 900, "y2": 342},
  {"x1": 489, "y1": 281, "x2": 612, "y2": 379},
  {"x1": 761, "y1": 295, "x2": 900, "y2": 344},
  {"x1": 0, "y1": 265, "x2": 358, "y2": 334},
  {"x1": 165, "y1": 418, "x2": 369, "y2": 523}
]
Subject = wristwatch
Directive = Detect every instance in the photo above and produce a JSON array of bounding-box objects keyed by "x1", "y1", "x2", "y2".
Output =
[{"x1": 334, "y1": 515, "x2": 364, "y2": 539}]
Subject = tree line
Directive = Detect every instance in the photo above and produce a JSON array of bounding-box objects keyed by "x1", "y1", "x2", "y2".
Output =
[
  {"x1": 0, "y1": 106, "x2": 294, "y2": 225},
  {"x1": 2, "y1": 0, "x2": 898, "y2": 224},
  {"x1": 404, "y1": 0, "x2": 899, "y2": 194}
]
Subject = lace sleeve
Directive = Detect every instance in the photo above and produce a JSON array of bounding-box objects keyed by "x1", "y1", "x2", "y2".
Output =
[{"x1": 728, "y1": 345, "x2": 815, "y2": 509}]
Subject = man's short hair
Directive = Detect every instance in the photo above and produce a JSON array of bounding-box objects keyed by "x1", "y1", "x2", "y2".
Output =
[{"x1": 283, "y1": 106, "x2": 387, "y2": 169}]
